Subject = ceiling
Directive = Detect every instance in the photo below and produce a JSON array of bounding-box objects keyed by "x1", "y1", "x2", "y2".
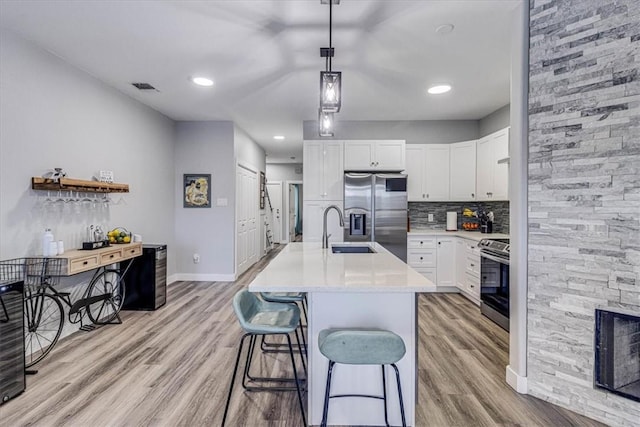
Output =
[{"x1": 0, "y1": 1, "x2": 518, "y2": 163}]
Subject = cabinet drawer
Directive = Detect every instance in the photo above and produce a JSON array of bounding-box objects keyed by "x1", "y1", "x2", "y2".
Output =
[
  {"x1": 122, "y1": 245, "x2": 142, "y2": 259},
  {"x1": 69, "y1": 255, "x2": 99, "y2": 274},
  {"x1": 464, "y1": 241, "x2": 479, "y2": 256},
  {"x1": 466, "y1": 256, "x2": 480, "y2": 277},
  {"x1": 408, "y1": 237, "x2": 436, "y2": 249},
  {"x1": 408, "y1": 250, "x2": 436, "y2": 268},
  {"x1": 100, "y1": 249, "x2": 123, "y2": 264},
  {"x1": 413, "y1": 268, "x2": 436, "y2": 284},
  {"x1": 465, "y1": 272, "x2": 480, "y2": 294}
]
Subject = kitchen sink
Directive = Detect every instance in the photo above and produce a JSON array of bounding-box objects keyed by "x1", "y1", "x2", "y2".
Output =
[{"x1": 331, "y1": 245, "x2": 376, "y2": 254}]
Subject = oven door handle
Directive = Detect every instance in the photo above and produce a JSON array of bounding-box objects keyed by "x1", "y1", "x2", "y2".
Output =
[{"x1": 480, "y1": 252, "x2": 510, "y2": 265}]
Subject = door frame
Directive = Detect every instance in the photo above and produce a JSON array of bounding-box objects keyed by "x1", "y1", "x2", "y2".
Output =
[
  {"x1": 235, "y1": 162, "x2": 260, "y2": 278},
  {"x1": 266, "y1": 180, "x2": 284, "y2": 244},
  {"x1": 285, "y1": 180, "x2": 303, "y2": 242}
]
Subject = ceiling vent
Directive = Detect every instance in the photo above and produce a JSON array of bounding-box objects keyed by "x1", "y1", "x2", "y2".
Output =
[{"x1": 131, "y1": 82, "x2": 157, "y2": 90}]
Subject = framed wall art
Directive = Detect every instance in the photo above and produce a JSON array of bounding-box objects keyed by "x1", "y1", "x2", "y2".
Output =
[
  {"x1": 184, "y1": 174, "x2": 211, "y2": 208},
  {"x1": 259, "y1": 171, "x2": 266, "y2": 210}
]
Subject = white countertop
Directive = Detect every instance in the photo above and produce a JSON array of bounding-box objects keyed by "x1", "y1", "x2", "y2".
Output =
[
  {"x1": 408, "y1": 229, "x2": 510, "y2": 241},
  {"x1": 249, "y1": 242, "x2": 436, "y2": 293}
]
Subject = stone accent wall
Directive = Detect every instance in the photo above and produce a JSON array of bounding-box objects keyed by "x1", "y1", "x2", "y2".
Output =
[
  {"x1": 409, "y1": 201, "x2": 509, "y2": 233},
  {"x1": 528, "y1": 0, "x2": 640, "y2": 425}
]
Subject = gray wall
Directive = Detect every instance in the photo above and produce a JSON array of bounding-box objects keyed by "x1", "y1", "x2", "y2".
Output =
[
  {"x1": 173, "y1": 122, "x2": 236, "y2": 279},
  {"x1": 527, "y1": 1, "x2": 640, "y2": 425},
  {"x1": 0, "y1": 30, "x2": 175, "y2": 267},
  {"x1": 479, "y1": 104, "x2": 510, "y2": 137},
  {"x1": 265, "y1": 163, "x2": 303, "y2": 183},
  {"x1": 303, "y1": 120, "x2": 478, "y2": 144},
  {"x1": 235, "y1": 126, "x2": 266, "y2": 173}
]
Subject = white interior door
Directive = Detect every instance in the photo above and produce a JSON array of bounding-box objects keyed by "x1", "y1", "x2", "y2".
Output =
[
  {"x1": 236, "y1": 165, "x2": 258, "y2": 276},
  {"x1": 236, "y1": 166, "x2": 248, "y2": 275},
  {"x1": 266, "y1": 182, "x2": 283, "y2": 243}
]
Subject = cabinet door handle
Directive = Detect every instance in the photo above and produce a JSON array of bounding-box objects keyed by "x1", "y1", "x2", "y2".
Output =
[
  {"x1": 110, "y1": 254, "x2": 115, "y2": 259},
  {"x1": 370, "y1": 162, "x2": 375, "y2": 166},
  {"x1": 422, "y1": 194, "x2": 425, "y2": 198},
  {"x1": 470, "y1": 263, "x2": 475, "y2": 267},
  {"x1": 419, "y1": 257, "x2": 423, "y2": 260},
  {"x1": 375, "y1": 162, "x2": 379, "y2": 166},
  {"x1": 420, "y1": 241, "x2": 423, "y2": 245},
  {"x1": 471, "y1": 193, "x2": 475, "y2": 197},
  {"x1": 83, "y1": 261, "x2": 88, "y2": 265},
  {"x1": 426, "y1": 194, "x2": 429, "y2": 198},
  {"x1": 438, "y1": 242, "x2": 441, "y2": 245}
]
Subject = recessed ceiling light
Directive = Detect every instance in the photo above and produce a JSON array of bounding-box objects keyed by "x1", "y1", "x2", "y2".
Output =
[
  {"x1": 435, "y1": 24, "x2": 455, "y2": 35},
  {"x1": 427, "y1": 84, "x2": 452, "y2": 95},
  {"x1": 190, "y1": 76, "x2": 214, "y2": 87},
  {"x1": 290, "y1": 156, "x2": 296, "y2": 160},
  {"x1": 273, "y1": 135, "x2": 285, "y2": 140}
]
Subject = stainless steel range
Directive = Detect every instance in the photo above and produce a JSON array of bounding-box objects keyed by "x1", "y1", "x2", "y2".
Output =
[{"x1": 478, "y1": 239, "x2": 510, "y2": 331}]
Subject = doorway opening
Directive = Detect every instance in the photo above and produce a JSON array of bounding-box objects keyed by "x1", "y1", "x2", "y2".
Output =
[{"x1": 286, "y1": 182, "x2": 303, "y2": 242}]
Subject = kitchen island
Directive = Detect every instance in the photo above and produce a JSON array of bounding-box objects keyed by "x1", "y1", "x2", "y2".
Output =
[{"x1": 248, "y1": 242, "x2": 435, "y2": 426}]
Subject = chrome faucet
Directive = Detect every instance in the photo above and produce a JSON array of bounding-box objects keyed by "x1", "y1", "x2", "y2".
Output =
[{"x1": 322, "y1": 205, "x2": 344, "y2": 249}]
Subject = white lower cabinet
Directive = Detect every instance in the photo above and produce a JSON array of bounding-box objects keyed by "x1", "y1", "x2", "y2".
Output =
[
  {"x1": 436, "y1": 237, "x2": 455, "y2": 287},
  {"x1": 303, "y1": 201, "x2": 344, "y2": 243},
  {"x1": 407, "y1": 235, "x2": 456, "y2": 290},
  {"x1": 409, "y1": 234, "x2": 481, "y2": 303},
  {"x1": 455, "y1": 238, "x2": 481, "y2": 305}
]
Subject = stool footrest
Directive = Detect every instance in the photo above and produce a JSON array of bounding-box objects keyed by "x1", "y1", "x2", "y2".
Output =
[{"x1": 330, "y1": 393, "x2": 384, "y2": 400}]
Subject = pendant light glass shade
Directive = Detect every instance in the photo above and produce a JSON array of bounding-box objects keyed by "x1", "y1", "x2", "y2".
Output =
[
  {"x1": 320, "y1": 71, "x2": 341, "y2": 112},
  {"x1": 318, "y1": 109, "x2": 334, "y2": 137}
]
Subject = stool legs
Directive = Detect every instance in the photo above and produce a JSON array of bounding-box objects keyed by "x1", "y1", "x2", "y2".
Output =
[
  {"x1": 221, "y1": 332, "x2": 307, "y2": 427},
  {"x1": 321, "y1": 361, "x2": 336, "y2": 427},
  {"x1": 391, "y1": 363, "x2": 407, "y2": 427},
  {"x1": 320, "y1": 361, "x2": 406, "y2": 427},
  {"x1": 221, "y1": 333, "x2": 249, "y2": 427}
]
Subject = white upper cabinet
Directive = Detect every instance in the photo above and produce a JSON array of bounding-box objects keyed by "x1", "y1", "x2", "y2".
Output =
[
  {"x1": 405, "y1": 145, "x2": 426, "y2": 202},
  {"x1": 449, "y1": 140, "x2": 477, "y2": 201},
  {"x1": 344, "y1": 140, "x2": 405, "y2": 171},
  {"x1": 476, "y1": 128, "x2": 509, "y2": 201},
  {"x1": 303, "y1": 140, "x2": 344, "y2": 200},
  {"x1": 424, "y1": 145, "x2": 450, "y2": 201},
  {"x1": 405, "y1": 144, "x2": 450, "y2": 201}
]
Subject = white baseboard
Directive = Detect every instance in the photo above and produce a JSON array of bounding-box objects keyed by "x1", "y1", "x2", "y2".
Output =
[
  {"x1": 506, "y1": 365, "x2": 528, "y2": 393},
  {"x1": 167, "y1": 274, "x2": 179, "y2": 285},
  {"x1": 172, "y1": 273, "x2": 236, "y2": 282}
]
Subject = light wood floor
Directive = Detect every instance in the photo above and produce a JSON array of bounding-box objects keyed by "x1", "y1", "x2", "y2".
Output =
[{"x1": 2, "y1": 245, "x2": 604, "y2": 426}]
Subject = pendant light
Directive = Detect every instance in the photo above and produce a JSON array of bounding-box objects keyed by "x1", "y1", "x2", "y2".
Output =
[
  {"x1": 319, "y1": 0, "x2": 341, "y2": 136},
  {"x1": 318, "y1": 109, "x2": 334, "y2": 137}
]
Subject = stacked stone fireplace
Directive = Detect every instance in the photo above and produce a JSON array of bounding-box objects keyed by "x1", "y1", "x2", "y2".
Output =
[{"x1": 528, "y1": 0, "x2": 640, "y2": 425}]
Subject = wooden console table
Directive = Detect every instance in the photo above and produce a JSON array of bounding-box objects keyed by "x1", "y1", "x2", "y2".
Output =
[{"x1": 54, "y1": 242, "x2": 142, "y2": 275}]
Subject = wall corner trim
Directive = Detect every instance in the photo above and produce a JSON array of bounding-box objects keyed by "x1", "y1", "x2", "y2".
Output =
[{"x1": 506, "y1": 365, "x2": 528, "y2": 394}]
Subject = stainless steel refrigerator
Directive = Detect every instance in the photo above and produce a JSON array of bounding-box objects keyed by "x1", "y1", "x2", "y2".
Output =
[{"x1": 344, "y1": 173, "x2": 408, "y2": 261}]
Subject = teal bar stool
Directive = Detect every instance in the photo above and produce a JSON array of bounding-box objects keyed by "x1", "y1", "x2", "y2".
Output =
[
  {"x1": 260, "y1": 292, "x2": 308, "y2": 354},
  {"x1": 319, "y1": 328, "x2": 407, "y2": 427},
  {"x1": 221, "y1": 290, "x2": 306, "y2": 427},
  {"x1": 260, "y1": 292, "x2": 307, "y2": 323}
]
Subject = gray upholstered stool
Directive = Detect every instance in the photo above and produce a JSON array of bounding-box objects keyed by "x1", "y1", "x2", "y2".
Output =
[{"x1": 318, "y1": 328, "x2": 407, "y2": 427}]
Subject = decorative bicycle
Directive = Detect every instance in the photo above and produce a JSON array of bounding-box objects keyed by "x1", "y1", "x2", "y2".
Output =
[{"x1": 0, "y1": 257, "x2": 126, "y2": 369}]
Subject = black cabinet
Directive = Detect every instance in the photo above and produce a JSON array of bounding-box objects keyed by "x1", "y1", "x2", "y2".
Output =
[
  {"x1": 122, "y1": 244, "x2": 167, "y2": 311},
  {"x1": 0, "y1": 281, "x2": 25, "y2": 404}
]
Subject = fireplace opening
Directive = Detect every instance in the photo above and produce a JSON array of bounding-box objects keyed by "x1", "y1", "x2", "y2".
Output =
[{"x1": 594, "y1": 309, "x2": 640, "y2": 402}]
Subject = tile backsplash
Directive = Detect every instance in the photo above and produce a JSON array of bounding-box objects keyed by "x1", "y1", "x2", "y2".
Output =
[{"x1": 409, "y1": 201, "x2": 510, "y2": 234}]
